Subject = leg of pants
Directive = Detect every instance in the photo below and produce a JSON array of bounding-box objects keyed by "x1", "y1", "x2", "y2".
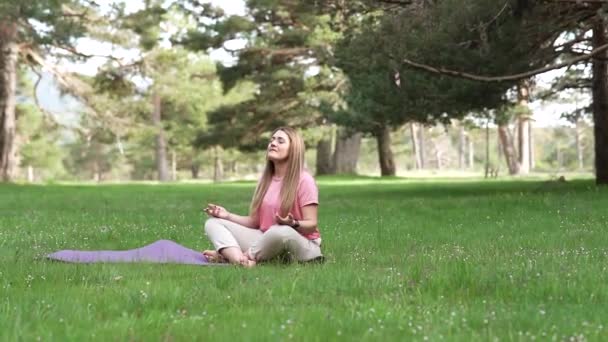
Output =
[
  {"x1": 249, "y1": 225, "x2": 323, "y2": 262},
  {"x1": 204, "y1": 218, "x2": 263, "y2": 252}
]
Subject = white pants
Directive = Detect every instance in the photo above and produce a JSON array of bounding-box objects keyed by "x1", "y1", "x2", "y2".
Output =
[{"x1": 204, "y1": 218, "x2": 323, "y2": 262}]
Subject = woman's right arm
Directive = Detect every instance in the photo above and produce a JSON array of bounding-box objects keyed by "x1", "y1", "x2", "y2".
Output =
[
  {"x1": 225, "y1": 212, "x2": 258, "y2": 229},
  {"x1": 204, "y1": 203, "x2": 258, "y2": 228}
]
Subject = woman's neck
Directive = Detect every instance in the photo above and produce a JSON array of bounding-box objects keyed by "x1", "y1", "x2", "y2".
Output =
[{"x1": 273, "y1": 161, "x2": 288, "y2": 179}]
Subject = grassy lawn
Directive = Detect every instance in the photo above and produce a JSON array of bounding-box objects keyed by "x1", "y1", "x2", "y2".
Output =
[{"x1": 1, "y1": 177, "x2": 607, "y2": 341}]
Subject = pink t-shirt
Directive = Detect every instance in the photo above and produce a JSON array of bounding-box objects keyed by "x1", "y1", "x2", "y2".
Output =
[{"x1": 257, "y1": 171, "x2": 321, "y2": 240}]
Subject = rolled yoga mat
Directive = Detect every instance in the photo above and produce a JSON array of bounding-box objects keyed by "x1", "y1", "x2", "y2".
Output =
[{"x1": 47, "y1": 239, "x2": 220, "y2": 265}]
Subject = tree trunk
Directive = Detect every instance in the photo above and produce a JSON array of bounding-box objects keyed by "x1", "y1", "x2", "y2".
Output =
[
  {"x1": 517, "y1": 80, "x2": 531, "y2": 175},
  {"x1": 94, "y1": 140, "x2": 103, "y2": 182},
  {"x1": 418, "y1": 125, "x2": 426, "y2": 169},
  {"x1": 152, "y1": 92, "x2": 169, "y2": 182},
  {"x1": 333, "y1": 129, "x2": 361, "y2": 174},
  {"x1": 485, "y1": 120, "x2": 490, "y2": 178},
  {"x1": 315, "y1": 138, "x2": 334, "y2": 175},
  {"x1": 230, "y1": 160, "x2": 237, "y2": 173},
  {"x1": 27, "y1": 165, "x2": 34, "y2": 182},
  {"x1": 213, "y1": 145, "x2": 223, "y2": 182},
  {"x1": 435, "y1": 147, "x2": 442, "y2": 170},
  {"x1": 93, "y1": 156, "x2": 101, "y2": 182},
  {"x1": 517, "y1": 120, "x2": 530, "y2": 173},
  {"x1": 171, "y1": 149, "x2": 177, "y2": 181},
  {"x1": 529, "y1": 120, "x2": 535, "y2": 170},
  {"x1": 468, "y1": 135, "x2": 474, "y2": 169},
  {"x1": 592, "y1": 20, "x2": 608, "y2": 184},
  {"x1": 410, "y1": 122, "x2": 422, "y2": 170},
  {"x1": 576, "y1": 119, "x2": 584, "y2": 170},
  {"x1": 498, "y1": 124, "x2": 520, "y2": 175},
  {"x1": 191, "y1": 163, "x2": 199, "y2": 179},
  {"x1": 497, "y1": 128, "x2": 502, "y2": 162},
  {"x1": 191, "y1": 148, "x2": 200, "y2": 179},
  {"x1": 0, "y1": 22, "x2": 18, "y2": 182},
  {"x1": 458, "y1": 123, "x2": 466, "y2": 170},
  {"x1": 376, "y1": 125, "x2": 396, "y2": 176}
]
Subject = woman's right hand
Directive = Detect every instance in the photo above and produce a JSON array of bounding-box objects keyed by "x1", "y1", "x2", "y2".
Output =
[{"x1": 203, "y1": 203, "x2": 230, "y2": 219}]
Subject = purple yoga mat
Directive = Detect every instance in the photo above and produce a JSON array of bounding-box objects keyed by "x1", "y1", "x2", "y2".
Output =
[{"x1": 47, "y1": 239, "x2": 219, "y2": 265}]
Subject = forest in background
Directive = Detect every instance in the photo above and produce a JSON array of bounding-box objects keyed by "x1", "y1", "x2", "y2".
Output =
[{"x1": 1, "y1": 0, "x2": 605, "y2": 183}]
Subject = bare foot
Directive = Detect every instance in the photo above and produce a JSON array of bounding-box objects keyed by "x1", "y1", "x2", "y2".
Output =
[
  {"x1": 239, "y1": 257, "x2": 256, "y2": 268},
  {"x1": 239, "y1": 253, "x2": 257, "y2": 268},
  {"x1": 202, "y1": 250, "x2": 225, "y2": 263}
]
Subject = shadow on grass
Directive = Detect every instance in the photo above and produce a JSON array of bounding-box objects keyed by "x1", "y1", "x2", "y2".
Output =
[
  {"x1": 320, "y1": 177, "x2": 602, "y2": 201},
  {"x1": 1, "y1": 176, "x2": 603, "y2": 203}
]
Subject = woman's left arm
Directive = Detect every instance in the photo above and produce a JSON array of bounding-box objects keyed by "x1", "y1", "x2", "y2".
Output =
[{"x1": 294, "y1": 204, "x2": 318, "y2": 234}]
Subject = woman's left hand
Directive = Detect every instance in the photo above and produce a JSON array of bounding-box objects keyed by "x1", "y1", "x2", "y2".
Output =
[{"x1": 275, "y1": 212, "x2": 296, "y2": 227}]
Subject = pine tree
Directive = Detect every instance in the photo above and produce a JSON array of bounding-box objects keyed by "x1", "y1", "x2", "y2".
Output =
[{"x1": 0, "y1": 0, "x2": 100, "y2": 181}]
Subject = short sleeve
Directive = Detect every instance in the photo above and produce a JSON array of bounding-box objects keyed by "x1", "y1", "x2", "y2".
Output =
[{"x1": 298, "y1": 172, "x2": 319, "y2": 207}]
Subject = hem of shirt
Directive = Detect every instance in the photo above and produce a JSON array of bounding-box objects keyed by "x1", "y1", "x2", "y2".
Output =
[
  {"x1": 300, "y1": 200, "x2": 319, "y2": 206},
  {"x1": 302, "y1": 231, "x2": 321, "y2": 240}
]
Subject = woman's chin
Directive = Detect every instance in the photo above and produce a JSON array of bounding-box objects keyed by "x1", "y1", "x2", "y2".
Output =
[{"x1": 268, "y1": 155, "x2": 287, "y2": 163}]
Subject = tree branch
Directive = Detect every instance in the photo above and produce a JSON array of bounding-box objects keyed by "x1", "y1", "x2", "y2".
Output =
[
  {"x1": 483, "y1": 2, "x2": 510, "y2": 30},
  {"x1": 396, "y1": 42, "x2": 608, "y2": 83},
  {"x1": 240, "y1": 47, "x2": 311, "y2": 65},
  {"x1": 20, "y1": 46, "x2": 94, "y2": 105},
  {"x1": 23, "y1": 47, "x2": 143, "y2": 142},
  {"x1": 52, "y1": 44, "x2": 126, "y2": 66},
  {"x1": 60, "y1": 8, "x2": 90, "y2": 19},
  {"x1": 60, "y1": 4, "x2": 106, "y2": 26},
  {"x1": 376, "y1": 0, "x2": 413, "y2": 5},
  {"x1": 28, "y1": 66, "x2": 64, "y2": 129},
  {"x1": 554, "y1": 36, "x2": 592, "y2": 52},
  {"x1": 190, "y1": 72, "x2": 217, "y2": 80},
  {"x1": 546, "y1": 0, "x2": 608, "y2": 3}
]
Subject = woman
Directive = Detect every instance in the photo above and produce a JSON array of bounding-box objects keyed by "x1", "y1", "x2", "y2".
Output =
[{"x1": 202, "y1": 127, "x2": 323, "y2": 267}]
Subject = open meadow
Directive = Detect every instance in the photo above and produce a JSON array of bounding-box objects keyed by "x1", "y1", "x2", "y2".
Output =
[{"x1": 1, "y1": 177, "x2": 608, "y2": 341}]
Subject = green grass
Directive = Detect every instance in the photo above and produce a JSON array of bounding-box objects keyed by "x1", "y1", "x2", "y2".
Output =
[{"x1": 1, "y1": 177, "x2": 608, "y2": 341}]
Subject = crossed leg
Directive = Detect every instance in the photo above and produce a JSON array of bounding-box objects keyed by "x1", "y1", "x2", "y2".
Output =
[{"x1": 203, "y1": 218, "x2": 262, "y2": 267}]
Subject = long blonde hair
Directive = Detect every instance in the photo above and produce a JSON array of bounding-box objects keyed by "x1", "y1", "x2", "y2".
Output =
[{"x1": 250, "y1": 127, "x2": 306, "y2": 217}]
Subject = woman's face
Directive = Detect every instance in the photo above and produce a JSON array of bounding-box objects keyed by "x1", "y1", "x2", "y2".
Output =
[{"x1": 267, "y1": 130, "x2": 291, "y2": 162}]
